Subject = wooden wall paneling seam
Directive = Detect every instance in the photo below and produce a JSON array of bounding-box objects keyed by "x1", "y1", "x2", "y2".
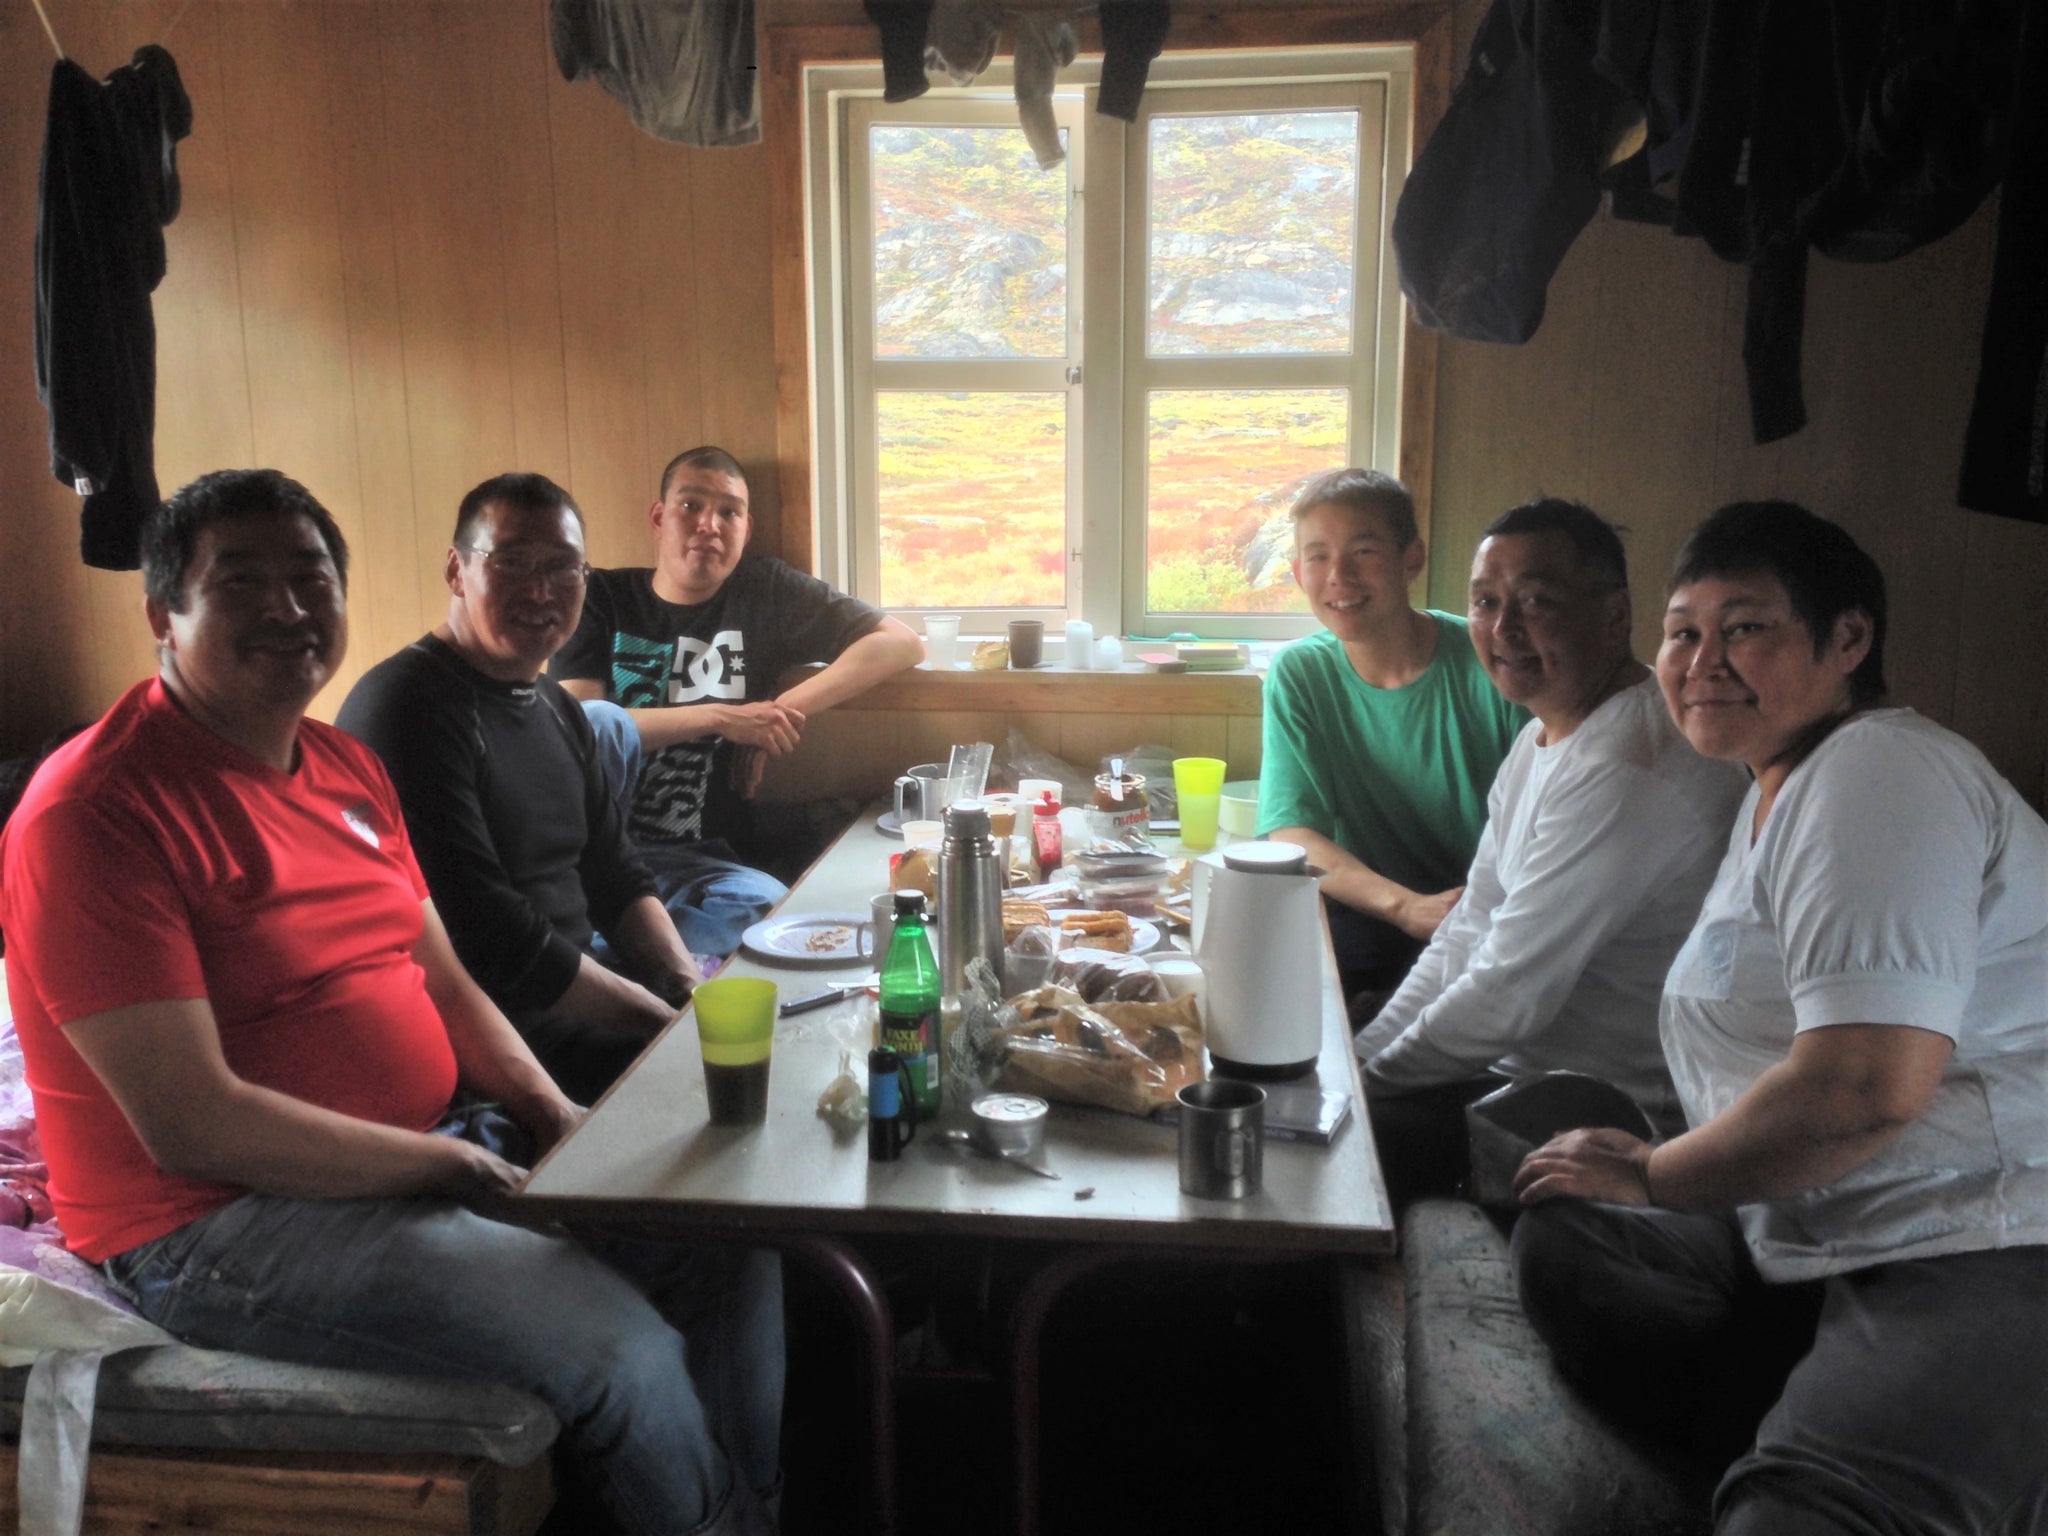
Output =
[
  {"x1": 543, "y1": 21, "x2": 651, "y2": 565},
  {"x1": 630, "y1": 112, "x2": 702, "y2": 566},
  {"x1": 495, "y1": 0, "x2": 574, "y2": 494},
  {"x1": 689, "y1": 138, "x2": 783, "y2": 561},
  {"x1": 383, "y1": 1, "x2": 524, "y2": 622},
  {"x1": 321, "y1": 0, "x2": 423, "y2": 693},
  {"x1": 223, "y1": 1, "x2": 367, "y2": 719}
]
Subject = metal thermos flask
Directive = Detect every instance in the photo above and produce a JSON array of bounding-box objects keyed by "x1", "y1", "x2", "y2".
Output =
[{"x1": 937, "y1": 800, "x2": 1004, "y2": 999}]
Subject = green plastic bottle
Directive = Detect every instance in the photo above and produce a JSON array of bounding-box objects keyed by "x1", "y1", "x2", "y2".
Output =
[{"x1": 877, "y1": 889, "x2": 942, "y2": 1115}]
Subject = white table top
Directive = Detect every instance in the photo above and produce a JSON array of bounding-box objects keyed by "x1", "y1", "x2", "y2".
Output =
[{"x1": 517, "y1": 812, "x2": 1394, "y2": 1255}]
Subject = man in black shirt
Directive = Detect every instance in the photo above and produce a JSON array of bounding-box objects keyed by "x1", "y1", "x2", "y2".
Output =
[
  {"x1": 553, "y1": 446, "x2": 923, "y2": 955},
  {"x1": 339, "y1": 473, "x2": 699, "y2": 1103}
]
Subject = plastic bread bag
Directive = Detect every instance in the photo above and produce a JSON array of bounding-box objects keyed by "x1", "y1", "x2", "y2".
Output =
[
  {"x1": 1044, "y1": 947, "x2": 1169, "y2": 1004},
  {"x1": 1003, "y1": 922, "x2": 1059, "y2": 995},
  {"x1": 986, "y1": 983, "x2": 1204, "y2": 1116}
]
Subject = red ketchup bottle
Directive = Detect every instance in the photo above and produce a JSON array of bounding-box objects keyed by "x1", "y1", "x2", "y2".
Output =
[{"x1": 1030, "y1": 790, "x2": 1063, "y2": 881}]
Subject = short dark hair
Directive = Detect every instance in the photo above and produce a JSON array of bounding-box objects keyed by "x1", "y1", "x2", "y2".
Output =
[
  {"x1": 657, "y1": 445, "x2": 749, "y2": 502},
  {"x1": 1481, "y1": 497, "x2": 1629, "y2": 591},
  {"x1": 1289, "y1": 467, "x2": 1418, "y2": 548},
  {"x1": 142, "y1": 469, "x2": 349, "y2": 612},
  {"x1": 1668, "y1": 500, "x2": 1888, "y2": 705},
  {"x1": 453, "y1": 472, "x2": 582, "y2": 548}
]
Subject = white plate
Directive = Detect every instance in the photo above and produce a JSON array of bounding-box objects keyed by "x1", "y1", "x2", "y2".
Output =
[
  {"x1": 1047, "y1": 912, "x2": 1163, "y2": 958},
  {"x1": 740, "y1": 911, "x2": 873, "y2": 968}
]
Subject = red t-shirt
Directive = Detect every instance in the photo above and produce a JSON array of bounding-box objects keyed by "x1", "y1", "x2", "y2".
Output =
[{"x1": 0, "y1": 680, "x2": 458, "y2": 1262}]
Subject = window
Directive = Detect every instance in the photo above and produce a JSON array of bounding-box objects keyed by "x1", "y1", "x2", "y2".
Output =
[{"x1": 806, "y1": 47, "x2": 1413, "y2": 640}]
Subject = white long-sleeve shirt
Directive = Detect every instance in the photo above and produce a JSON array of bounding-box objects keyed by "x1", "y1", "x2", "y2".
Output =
[{"x1": 1355, "y1": 676, "x2": 1746, "y2": 1127}]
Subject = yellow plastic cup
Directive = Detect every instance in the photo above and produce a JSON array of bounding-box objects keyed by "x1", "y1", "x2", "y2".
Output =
[
  {"x1": 1172, "y1": 756, "x2": 1228, "y2": 851},
  {"x1": 691, "y1": 977, "x2": 778, "y2": 1125}
]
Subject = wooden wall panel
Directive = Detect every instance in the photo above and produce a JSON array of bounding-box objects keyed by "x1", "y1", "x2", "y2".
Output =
[
  {"x1": 690, "y1": 143, "x2": 785, "y2": 562},
  {"x1": 0, "y1": 0, "x2": 2042, "y2": 817},
  {"x1": 319, "y1": 0, "x2": 423, "y2": 682},
  {"x1": 545, "y1": 40, "x2": 654, "y2": 561},
  {"x1": 380, "y1": 0, "x2": 521, "y2": 618}
]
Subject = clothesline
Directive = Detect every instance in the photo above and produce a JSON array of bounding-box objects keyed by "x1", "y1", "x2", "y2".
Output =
[
  {"x1": 28, "y1": 0, "x2": 64, "y2": 61},
  {"x1": 21, "y1": 0, "x2": 193, "y2": 66}
]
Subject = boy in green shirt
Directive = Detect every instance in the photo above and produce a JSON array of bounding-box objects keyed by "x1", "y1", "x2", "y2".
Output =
[{"x1": 1259, "y1": 469, "x2": 1527, "y2": 1005}]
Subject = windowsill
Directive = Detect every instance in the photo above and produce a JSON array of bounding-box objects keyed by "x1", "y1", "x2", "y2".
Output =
[{"x1": 847, "y1": 656, "x2": 1268, "y2": 714}]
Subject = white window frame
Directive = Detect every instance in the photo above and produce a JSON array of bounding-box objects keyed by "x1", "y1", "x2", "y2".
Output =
[{"x1": 804, "y1": 46, "x2": 1414, "y2": 642}]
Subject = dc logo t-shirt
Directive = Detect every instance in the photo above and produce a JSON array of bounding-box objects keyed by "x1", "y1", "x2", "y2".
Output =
[{"x1": 552, "y1": 559, "x2": 885, "y2": 847}]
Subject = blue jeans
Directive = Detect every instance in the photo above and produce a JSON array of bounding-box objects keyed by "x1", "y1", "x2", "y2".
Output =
[
  {"x1": 102, "y1": 1105, "x2": 784, "y2": 1536},
  {"x1": 582, "y1": 701, "x2": 788, "y2": 956}
]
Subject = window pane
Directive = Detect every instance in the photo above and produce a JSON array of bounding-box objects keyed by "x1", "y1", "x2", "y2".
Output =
[
  {"x1": 1147, "y1": 112, "x2": 1357, "y2": 356},
  {"x1": 871, "y1": 125, "x2": 1067, "y2": 359},
  {"x1": 1146, "y1": 389, "x2": 1347, "y2": 615},
  {"x1": 877, "y1": 392, "x2": 1066, "y2": 610}
]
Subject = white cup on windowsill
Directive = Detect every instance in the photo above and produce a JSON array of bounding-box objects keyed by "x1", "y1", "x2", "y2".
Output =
[{"x1": 924, "y1": 614, "x2": 960, "y2": 669}]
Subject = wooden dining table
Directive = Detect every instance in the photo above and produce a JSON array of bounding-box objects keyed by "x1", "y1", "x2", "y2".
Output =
[{"x1": 515, "y1": 807, "x2": 1396, "y2": 1534}]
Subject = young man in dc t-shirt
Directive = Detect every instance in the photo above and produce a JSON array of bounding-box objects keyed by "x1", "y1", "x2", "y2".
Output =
[{"x1": 552, "y1": 445, "x2": 923, "y2": 954}]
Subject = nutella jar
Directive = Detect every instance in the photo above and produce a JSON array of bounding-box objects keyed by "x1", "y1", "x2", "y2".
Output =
[{"x1": 1088, "y1": 771, "x2": 1150, "y2": 844}]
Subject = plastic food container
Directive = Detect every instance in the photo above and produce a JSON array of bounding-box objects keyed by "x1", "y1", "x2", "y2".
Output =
[
  {"x1": 1074, "y1": 847, "x2": 1170, "y2": 916},
  {"x1": 1218, "y1": 780, "x2": 1259, "y2": 837}
]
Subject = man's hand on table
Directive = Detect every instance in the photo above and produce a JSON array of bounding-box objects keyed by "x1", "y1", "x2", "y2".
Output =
[
  {"x1": 428, "y1": 1135, "x2": 530, "y2": 1199},
  {"x1": 511, "y1": 1089, "x2": 586, "y2": 1155}
]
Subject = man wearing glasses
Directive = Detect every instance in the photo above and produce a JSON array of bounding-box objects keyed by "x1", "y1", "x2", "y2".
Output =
[
  {"x1": 553, "y1": 446, "x2": 923, "y2": 956},
  {"x1": 339, "y1": 472, "x2": 698, "y2": 1102}
]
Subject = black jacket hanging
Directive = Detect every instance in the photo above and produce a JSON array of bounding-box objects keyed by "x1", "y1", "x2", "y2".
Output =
[{"x1": 33, "y1": 44, "x2": 191, "y2": 572}]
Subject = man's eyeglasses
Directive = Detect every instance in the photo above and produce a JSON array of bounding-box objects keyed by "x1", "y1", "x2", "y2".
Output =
[{"x1": 460, "y1": 546, "x2": 590, "y2": 589}]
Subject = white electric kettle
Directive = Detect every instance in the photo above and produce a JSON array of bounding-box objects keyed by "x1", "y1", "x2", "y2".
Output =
[{"x1": 1191, "y1": 842, "x2": 1325, "y2": 1079}]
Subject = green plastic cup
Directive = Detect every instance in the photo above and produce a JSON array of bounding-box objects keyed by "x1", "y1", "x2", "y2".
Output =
[
  {"x1": 1172, "y1": 756, "x2": 1228, "y2": 850},
  {"x1": 692, "y1": 977, "x2": 778, "y2": 1125}
]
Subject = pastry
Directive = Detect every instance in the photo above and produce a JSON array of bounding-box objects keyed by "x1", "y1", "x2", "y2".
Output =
[
  {"x1": 1058, "y1": 910, "x2": 1132, "y2": 952},
  {"x1": 1002, "y1": 898, "x2": 1052, "y2": 941}
]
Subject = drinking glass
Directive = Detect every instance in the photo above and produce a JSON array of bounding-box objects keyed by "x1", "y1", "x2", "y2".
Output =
[
  {"x1": 693, "y1": 977, "x2": 778, "y2": 1126},
  {"x1": 1172, "y1": 756, "x2": 1228, "y2": 851}
]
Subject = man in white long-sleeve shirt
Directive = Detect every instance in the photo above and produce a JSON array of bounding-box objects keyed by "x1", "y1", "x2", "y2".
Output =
[{"x1": 1354, "y1": 499, "x2": 1746, "y2": 1207}]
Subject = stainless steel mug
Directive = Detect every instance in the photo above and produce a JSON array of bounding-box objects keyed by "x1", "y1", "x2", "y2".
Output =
[
  {"x1": 894, "y1": 762, "x2": 966, "y2": 823},
  {"x1": 1177, "y1": 1079, "x2": 1265, "y2": 1199}
]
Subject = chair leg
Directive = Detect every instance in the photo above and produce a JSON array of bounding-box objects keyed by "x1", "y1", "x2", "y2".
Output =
[{"x1": 778, "y1": 1234, "x2": 897, "y2": 1536}]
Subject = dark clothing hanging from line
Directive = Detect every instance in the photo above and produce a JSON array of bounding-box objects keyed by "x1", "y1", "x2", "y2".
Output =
[
  {"x1": 865, "y1": 1, "x2": 1175, "y2": 121},
  {"x1": 1097, "y1": 3, "x2": 1172, "y2": 122},
  {"x1": 1960, "y1": 0, "x2": 2048, "y2": 522},
  {"x1": 550, "y1": 0, "x2": 760, "y2": 146},
  {"x1": 1394, "y1": 0, "x2": 2031, "y2": 461},
  {"x1": 33, "y1": 45, "x2": 191, "y2": 573}
]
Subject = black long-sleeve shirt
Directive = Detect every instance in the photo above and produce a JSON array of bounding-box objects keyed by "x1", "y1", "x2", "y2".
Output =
[{"x1": 337, "y1": 636, "x2": 656, "y2": 1014}]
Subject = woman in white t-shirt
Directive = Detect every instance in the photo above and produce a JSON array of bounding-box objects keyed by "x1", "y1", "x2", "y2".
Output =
[{"x1": 1507, "y1": 501, "x2": 2048, "y2": 1535}]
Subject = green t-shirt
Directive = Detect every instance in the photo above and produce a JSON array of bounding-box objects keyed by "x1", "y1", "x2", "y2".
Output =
[{"x1": 1256, "y1": 612, "x2": 1528, "y2": 896}]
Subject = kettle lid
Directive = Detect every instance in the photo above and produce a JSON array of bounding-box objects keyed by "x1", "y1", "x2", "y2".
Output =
[{"x1": 1220, "y1": 841, "x2": 1308, "y2": 875}]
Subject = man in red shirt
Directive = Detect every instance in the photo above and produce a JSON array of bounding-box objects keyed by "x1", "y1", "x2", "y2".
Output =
[{"x1": 0, "y1": 470, "x2": 782, "y2": 1536}]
